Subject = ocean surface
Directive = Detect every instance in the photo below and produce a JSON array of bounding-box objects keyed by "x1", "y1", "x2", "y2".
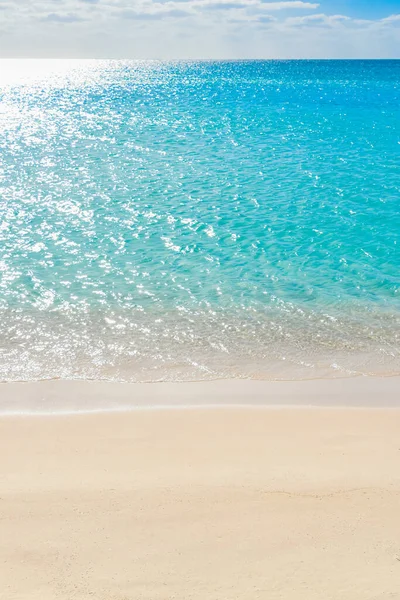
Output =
[{"x1": 0, "y1": 59, "x2": 399, "y2": 385}]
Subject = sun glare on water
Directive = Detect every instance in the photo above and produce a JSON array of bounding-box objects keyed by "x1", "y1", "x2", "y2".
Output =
[{"x1": 0, "y1": 59, "x2": 116, "y2": 88}]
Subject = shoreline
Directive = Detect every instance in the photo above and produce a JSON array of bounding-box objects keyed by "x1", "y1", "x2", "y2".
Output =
[{"x1": 0, "y1": 375, "x2": 399, "y2": 415}]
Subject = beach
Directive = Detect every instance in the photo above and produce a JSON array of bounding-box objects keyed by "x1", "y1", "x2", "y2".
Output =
[
  {"x1": 1, "y1": 379, "x2": 400, "y2": 599},
  {"x1": 0, "y1": 58, "x2": 399, "y2": 599}
]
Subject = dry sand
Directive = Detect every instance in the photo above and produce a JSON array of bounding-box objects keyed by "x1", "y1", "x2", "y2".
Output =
[{"x1": 1, "y1": 380, "x2": 400, "y2": 599}]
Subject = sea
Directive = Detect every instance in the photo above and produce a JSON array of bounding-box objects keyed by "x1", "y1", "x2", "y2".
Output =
[{"x1": 0, "y1": 59, "x2": 399, "y2": 386}]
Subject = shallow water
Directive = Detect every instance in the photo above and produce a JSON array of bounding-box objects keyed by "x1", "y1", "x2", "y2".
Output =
[{"x1": 0, "y1": 59, "x2": 399, "y2": 382}]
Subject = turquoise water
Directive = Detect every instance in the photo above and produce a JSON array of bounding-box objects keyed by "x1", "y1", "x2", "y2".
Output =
[{"x1": 0, "y1": 59, "x2": 399, "y2": 383}]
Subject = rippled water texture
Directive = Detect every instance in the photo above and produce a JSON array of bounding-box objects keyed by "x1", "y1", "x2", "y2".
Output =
[{"x1": 0, "y1": 59, "x2": 399, "y2": 382}]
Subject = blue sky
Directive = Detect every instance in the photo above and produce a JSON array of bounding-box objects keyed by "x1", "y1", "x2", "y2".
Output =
[
  {"x1": 323, "y1": 0, "x2": 399, "y2": 19},
  {"x1": 0, "y1": 0, "x2": 399, "y2": 58}
]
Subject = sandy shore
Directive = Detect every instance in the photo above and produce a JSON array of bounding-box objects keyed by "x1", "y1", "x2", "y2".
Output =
[
  {"x1": 2, "y1": 375, "x2": 400, "y2": 413},
  {"x1": 1, "y1": 381, "x2": 400, "y2": 599}
]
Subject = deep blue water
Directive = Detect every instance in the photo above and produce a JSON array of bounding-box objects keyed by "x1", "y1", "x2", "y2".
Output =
[{"x1": 0, "y1": 59, "x2": 399, "y2": 382}]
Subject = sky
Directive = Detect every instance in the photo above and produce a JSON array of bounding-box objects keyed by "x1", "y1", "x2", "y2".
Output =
[{"x1": 0, "y1": 0, "x2": 399, "y2": 58}]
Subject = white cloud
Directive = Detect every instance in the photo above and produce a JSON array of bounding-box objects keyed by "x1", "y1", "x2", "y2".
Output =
[
  {"x1": 380, "y1": 14, "x2": 400, "y2": 24},
  {"x1": 0, "y1": 0, "x2": 321, "y2": 20},
  {"x1": 190, "y1": 1, "x2": 319, "y2": 9},
  {"x1": 108, "y1": 0, "x2": 320, "y2": 18},
  {"x1": 42, "y1": 12, "x2": 87, "y2": 23},
  {"x1": 285, "y1": 13, "x2": 351, "y2": 27},
  {"x1": 0, "y1": 1, "x2": 398, "y2": 58}
]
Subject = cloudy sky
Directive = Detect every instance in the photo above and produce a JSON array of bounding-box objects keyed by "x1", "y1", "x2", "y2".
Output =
[{"x1": 0, "y1": 0, "x2": 399, "y2": 58}]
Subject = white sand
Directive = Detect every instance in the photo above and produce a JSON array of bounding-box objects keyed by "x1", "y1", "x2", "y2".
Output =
[{"x1": 1, "y1": 379, "x2": 400, "y2": 599}]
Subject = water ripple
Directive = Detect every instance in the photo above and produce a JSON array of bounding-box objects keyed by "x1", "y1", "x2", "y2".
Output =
[{"x1": 0, "y1": 59, "x2": 399, "y2": 382}]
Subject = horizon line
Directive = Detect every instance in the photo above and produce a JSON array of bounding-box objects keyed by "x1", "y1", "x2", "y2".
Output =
[{"x1": 1, "y1": 57, "x2": 399, "y2": 61}]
